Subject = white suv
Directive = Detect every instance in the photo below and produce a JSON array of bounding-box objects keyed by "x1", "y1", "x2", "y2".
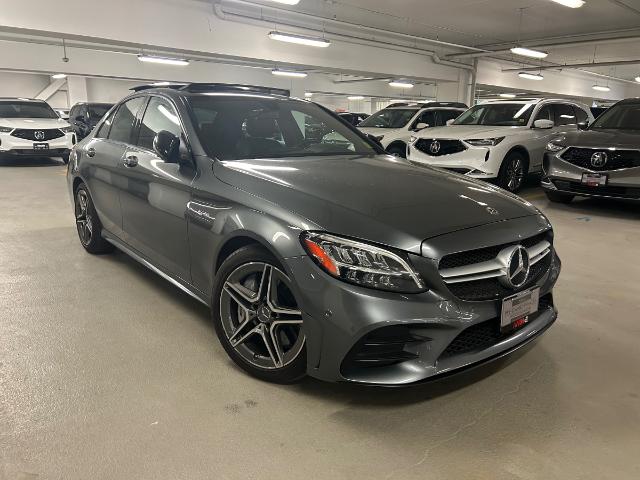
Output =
[
  {"x1": 407, "y1": 98, "x2": 594, "y2": 192},
  {"x1": 358, "y1": 101, "x2": 467, "y2": 157},
  {"x1": 0, "y1": 98, "x2": 75, "y2": 163}
]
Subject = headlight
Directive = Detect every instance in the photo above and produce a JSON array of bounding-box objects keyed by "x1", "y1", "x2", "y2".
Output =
[
  {"x1": 60, "y1": 126, "x2": 74, "y2": 133},
  {"x1": 301, "y1": 232, "x2": 426, "y2": 293},
  {"x1": 464, "y1": 137, "x2": 505, "y2": 147},
  {"x1": 546, "y1": 142, "x2": 564, "y2": 152},
  {"x1": 0, "y1": 126, "x2": 12, "y2": 133}
]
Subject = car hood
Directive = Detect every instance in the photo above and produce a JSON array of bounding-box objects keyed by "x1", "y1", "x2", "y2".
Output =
[
  {"x1": 357, "y1": 127, "x2": 398, "y2": 137},
  {"x1": 0, "y1": 117, "x2": 70, "y2": 129},
  {"x1": 213, "y1": 155, "x2": 539, "y2": 254},
  {"x1": 554, "y1": 129, "x2": 640, "y2": 148},
  {"x1": 418, "y1": 125, "x2": 527, "y2": 140}
]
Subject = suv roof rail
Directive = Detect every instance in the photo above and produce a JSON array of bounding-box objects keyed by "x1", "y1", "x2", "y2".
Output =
[
  {"x1": 131, "y1": 83, "x2": 291, "y2": 97},
  {"x1": 386, "y1": 101, "x2": 468, "y2": 109}
]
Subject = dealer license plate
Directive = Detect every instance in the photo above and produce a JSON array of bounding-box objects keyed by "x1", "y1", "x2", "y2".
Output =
[
  {"x1": 581, "y1": 172, "x2": 607, "y2": 187},
  {"x1": 33, "y1": 143, "x2": 49, "y2": 150},
  {"x1": 500, "y1": 288, "x2": 540, "y2": 332}
]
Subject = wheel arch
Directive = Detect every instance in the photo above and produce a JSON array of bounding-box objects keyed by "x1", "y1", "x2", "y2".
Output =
[{"x1": 504, "y1": 145, "x2": 530, "y2": 172}]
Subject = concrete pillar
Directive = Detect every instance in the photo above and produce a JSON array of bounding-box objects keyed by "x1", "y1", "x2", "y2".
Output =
[{"x1": 67, "y1": 76, "x2": 88, "y2": 107}]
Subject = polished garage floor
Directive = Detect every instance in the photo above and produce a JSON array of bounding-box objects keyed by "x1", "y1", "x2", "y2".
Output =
[{"x1": 1, "y1": 158, "x2": 639, "y2": 480}]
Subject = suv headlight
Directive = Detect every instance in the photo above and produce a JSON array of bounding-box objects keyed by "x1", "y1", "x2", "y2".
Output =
[
  {"x1": 465, "y1": 137, "x2": 505, "y2": 147},
  {"x1": 546, "y1": 142, "x2": 564, "y2": 152},
  {"x1": 60, "y1": 126, "x2": 74, "y2": 133},
  {"x1": 0, "y1": 126, "x2": 12, "y2": 133},
  {"x1": 301, "y1": 232, "x2": 426, "y2": 293}
]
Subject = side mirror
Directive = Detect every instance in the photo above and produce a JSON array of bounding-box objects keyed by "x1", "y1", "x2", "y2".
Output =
[
  {"x1": 446, "y1": 119, "x2": 455, "y2": 126},
  {"x1": 153, "y1": 130, "x2": 180, "y2": 163},
  {"x1": 533, "y1": 119, "x2": 554, "y2": 129},
  {"x1": 577, "y1": 121, "x2": 589, "y2": 130},
  {"x1": 367, "y1": 133, "x2": 383, "y2": 148},
  {"x1": 414, "y1": 122, "x2": 429, "y2": 131}
]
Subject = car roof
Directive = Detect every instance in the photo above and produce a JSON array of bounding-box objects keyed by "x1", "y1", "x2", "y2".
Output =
[
  {"x1": 130, "y1": 82, "x2": 291, "y2": 99},
  {"x1": 0, "y1": 97, "x2": 46, "y2": 103}
]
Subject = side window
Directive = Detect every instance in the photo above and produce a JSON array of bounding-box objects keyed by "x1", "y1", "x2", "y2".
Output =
[
  {"x1": 534, "y1": 105, "x2": 553, "y2": 123},
  {"x1": 413, "y1": 110, "x2": 436, "y2": 129},
  {"x1": 137, "y1": 96, "x2": 183, "y2": 150},
  {"x1": 437, "y1": 110, "x2": 462, "y2": 126},
  {"x1": 107, "y1": 97, "x2": 145, "y2": 144},
  {"x1": 553, "y1": 103, "x2": 577, "y2": 126},
  {"x1": 95, "y1": 108, "x2": 117, "y2": 138},
  {"x1": 574, "y1": 107, "x2": 588, "y2": 124}
]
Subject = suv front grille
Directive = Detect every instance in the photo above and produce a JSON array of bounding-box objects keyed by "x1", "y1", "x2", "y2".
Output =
[
  {"x1": 561, "y1": 147, "x2": 640, "y2": 171},
  {"x1": 414, "y1": 139, "x2": 466, "y2": 157},
  {"x1": 10, "y1": 128, "x2": 65, "y2": 141}
]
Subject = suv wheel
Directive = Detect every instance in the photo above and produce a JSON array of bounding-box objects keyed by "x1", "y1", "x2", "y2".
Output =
[
  {"x1": 498, "y1": 152, "x2": 527, "y2": 192},
  {"x1": 74, "y1": 184, "x2": 114, "y2": 254},
  {"x1": 386, "y1": 143, "x2": 407, "y2": 158},
  {"x1": 545, "y1": 191, "x2": 574, "y2": 204},
  {"x1": 212, "y1": 245, "x2": 306, "y2": 384}
]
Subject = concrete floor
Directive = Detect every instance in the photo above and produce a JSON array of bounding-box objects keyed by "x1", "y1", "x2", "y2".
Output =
[{"x1": 1, "y1": 157, "x2": 639, "y2": 480}]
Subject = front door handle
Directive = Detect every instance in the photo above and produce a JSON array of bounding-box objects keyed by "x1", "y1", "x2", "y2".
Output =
[
  {"x1": 86, "y1": 147, "x2": 96, "y2": 157},
  {"x1": 124, "y1": 155, "x2": 138, "y2": 168}
]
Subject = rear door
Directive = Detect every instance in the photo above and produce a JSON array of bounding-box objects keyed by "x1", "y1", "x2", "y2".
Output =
[
  {"x1": 80, "y1": 97, "x2": 145, "y2": 239},
  {"x1": 119, "y1": 95, "x2": 196, "y2": 281}
]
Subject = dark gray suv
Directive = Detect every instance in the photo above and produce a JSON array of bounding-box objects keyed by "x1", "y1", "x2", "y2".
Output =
[{"x1": 67, "y1": 83, "x2": 560, "y2": 385}]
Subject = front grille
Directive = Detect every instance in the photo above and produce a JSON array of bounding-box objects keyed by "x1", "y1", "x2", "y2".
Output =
[
  {"x1": 555, "y1": 180, "x2": 640, "y2": 199},
  {"x1": 439, "y1": 294, "x2": 553, "y2": 359},
  {"x1": 439, "y1": 231, "x2": 552, "y2": 302},
  {"x1": 11, "y1": 128, "x2": 64, "y2": 141},
  {"x1": 415, "y1": 138, "x2": 466, "y2": 157},
  {"x1": 561, "y1": 147, "x2": 640, "y2": 171}
]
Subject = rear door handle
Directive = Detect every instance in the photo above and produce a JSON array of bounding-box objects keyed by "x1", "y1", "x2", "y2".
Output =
[
  {"x1": 86, "y1": 147, "x2": 96, "y2": 157},
  {"x1": 124, "y1": 155, "x2": 138, "y2": 168}
]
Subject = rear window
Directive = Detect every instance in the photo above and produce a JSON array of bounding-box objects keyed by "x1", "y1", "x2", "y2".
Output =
[{"x1": 0, "y1": 101, "x2": 58, "y2": 119}]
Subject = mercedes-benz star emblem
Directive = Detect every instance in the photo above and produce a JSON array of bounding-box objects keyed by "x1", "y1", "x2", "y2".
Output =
[
  {"x1": 590, "y1": 151, "x2": 608, "y2": 168},
  {"x1": 34, "y1": 130, "x2": 46, "y2": 141},
  {"x1": 429, "y1": 140, "x2": 441, "y2": 155},
  {"x1": 499, "y1": 245, "x2": 531, "y2": 289}
]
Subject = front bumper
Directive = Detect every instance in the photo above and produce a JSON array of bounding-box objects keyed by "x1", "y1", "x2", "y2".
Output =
[
  {"x1": 286, "y1": 246, "x2": 560, "y2": 386},
  {"x1": 407, "y1": 141, "x2": 501, "y2": 178},
  {"x1": 0, "y1": 132, "x2": 75, "y2": 157},
  {"x1": 542, "y1": 151, "x2": 640, "y2": 200}
]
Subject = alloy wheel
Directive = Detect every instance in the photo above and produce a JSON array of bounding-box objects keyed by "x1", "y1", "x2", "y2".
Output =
[
  {"x1": 506, "y1": 158, "x2": 525, "y2": 191},
  {"x1": 219, "y1": 262, "x2": 305, "y2": 370},
  {"x1": 75, "y1": 189, "x2": 93, "y2": 246}
]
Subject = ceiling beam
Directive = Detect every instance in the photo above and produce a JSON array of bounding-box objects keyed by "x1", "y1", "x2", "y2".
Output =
[{"x1": 503, "y1": 58, "x2": 640, "y2": 72}]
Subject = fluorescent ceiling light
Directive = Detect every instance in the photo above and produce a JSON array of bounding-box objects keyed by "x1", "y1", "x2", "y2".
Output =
[
  {"x1": 499, "y1": 93, "x2": 517, "y2": 98},
  {"x1": 304, "y1": 92, "x2": 313, "y2": 97},
  {"x1": 138, "y1": 55, "x2": 189, "y2": 66},
  {"x1": 510, "y1": 47, "x2": 548, "y2": 59},
  {"x1": 550, "y1": 0, "x2": 585, "y2": 8},
  {"x1": 268, "y1": 31, "x2": 330, "y2": 48},
  {"x1": 272, "y1": 69, "x2": 308, "y2": 78},
  {"x1": 265, "y1": 0, "x2": 300, "y2": 4},
  {"x1": 519, "y1": 72, "x2": 544, "y2": 81},
  {"x1": 389, "y1": 81, "x2": 414, "y2": 88},
  {"x1": 592, "y1": 85, "x2": 611, "y2": 92},
  {"x1": 151, "y1": 81, "x2": 171, "y2": 86},
  {"x1": 51, "y1": 73, "x2": 67, "y2": 79},
  {"x1": 347, "y1": 96, "x2": 365, "y2": 100}
]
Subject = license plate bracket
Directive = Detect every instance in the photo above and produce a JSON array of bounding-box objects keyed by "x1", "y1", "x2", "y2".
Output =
[
  {"x1": 500, "y1": 288, "x2": 540, "y2": 333},
  {"x1": 581, "y1": 172, "x2": 607, "y2": 187}
]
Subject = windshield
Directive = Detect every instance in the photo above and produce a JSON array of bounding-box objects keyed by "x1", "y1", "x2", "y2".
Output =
[
  {"x1": 88, "y1": 104, "x2": 113, "y2": 121},
  {"x1": 590, "y1": 103, "x2": 640, "y2": 131},
  {"x1": 358, "y1": 109, "x2": 418, "y2": 128},
  {"x1": 188, "y1": 95, "x2": 378, "y2": 160},
  {"x1": 454, "y1": 103, "x2": 534, "y2": 126},
  {"x1": 0, "y1": 101, "x2": 59, "y2": 119}
]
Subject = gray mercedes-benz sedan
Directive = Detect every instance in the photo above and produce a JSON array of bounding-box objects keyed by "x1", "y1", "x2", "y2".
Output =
[{"x1": 66, "y1": 83, "x2": 560, "y2": 385}]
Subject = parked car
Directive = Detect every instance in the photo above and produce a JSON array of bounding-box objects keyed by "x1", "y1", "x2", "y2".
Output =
[
  {"x1": 407, "y1": 98, "x2": 594, "y2": 192},
  {"x1": 358, "y1": 102, "x2": 467, "y2": 157},
  {"x1": 67, "y1": 83, "x2": 560, "y2": 385},
  {"x1": 542, "y1": 98, "x2": 640, "y2": 203},
  {"x1": 55, "y1": 108, "x2": 70, "y2": 120},
  {"x1": 338, "y1": 112, "x2": 368, "y2": 126},
  {"x1": 69, "y1": 102, "x2": 114, "y2": 140},
  {"x1": 0, "y1": 97, "x2": 75, "y2": 163}
]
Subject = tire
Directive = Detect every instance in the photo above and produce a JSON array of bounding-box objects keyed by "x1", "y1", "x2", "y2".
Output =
[
  {"x1": 545, "y1": 191, "x2": 574, "y2": 204},
  {"x1": 386, "y1": 143, "x2": 407, "y2": 158},
  {"x1": 61, "y1": 153, "x2": 70, "y2": 164},
  {"x1": 212, "y1": 245, "x2": 306, "y2": 383},
  {"x1": 74, "y1": 184, "x2": 114, "y2": 254},
  {"x1": 497, "y1": 151, "x2": 528, "y2": 192}
]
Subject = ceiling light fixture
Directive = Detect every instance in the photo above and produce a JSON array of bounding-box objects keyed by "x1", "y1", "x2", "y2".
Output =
[
  {"x1": 51, "y1": 73, "x2": 67, "y2": 79},
  {"x1": 138, "y1": 55, "x2": 189, "y2": 66},
  {"x1": 272, "y1": 69, "x2": 308, "y2": 78},
  {"x1": 389, "y1": 81, "x2": 414, "y2": 88},
  {"x1": 265, "y1": 0, "x2": 300, "y2": 4},
  {"x1": 304, "y1": 92, "x2": 313, "y2": 97},
  {"x1": 151, "y1": 81, "x2": 171, "y2": 86},
  {"x1": 518, "y1": 72, "x2": 544, "y2": 81},
  {"x1": 592, "y1": 85, "x2": 611, "y2": 92},
  {"x1": 550, "y1": 0, "x2": 585, "y2": 8},
  {"x1": 268, "y1": 31, "x2": 330, "y2": 48},
  {"x1": 635, "y1": 76, "x2": 640, "y2": 83},
  {"x1": 510, "y1": 47, "x2": 548, "y2": 59},
  {"x1": 499, "y1": 93, "x2": 517, "y2": 98},
  {"x1": 347, "y1": 96, "x2": 365, "y2": 100}
]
